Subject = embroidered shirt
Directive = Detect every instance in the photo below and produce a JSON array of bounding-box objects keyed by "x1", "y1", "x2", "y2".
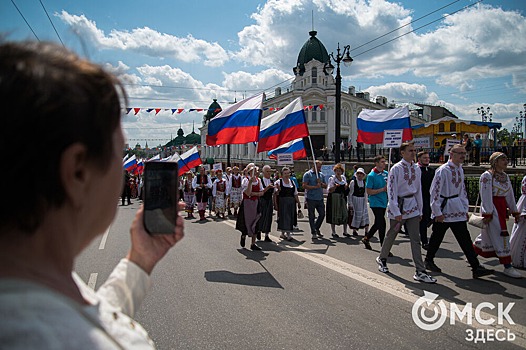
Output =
[
  {"x1": 387, "y1": 158, "x2": 423, "y2": 219},
  {"x1": 480, "y1": 171, "x2": 518, "y2": 216},
  {"x1": 430, "y1": 161, "x2": 468, "y2": 222}
]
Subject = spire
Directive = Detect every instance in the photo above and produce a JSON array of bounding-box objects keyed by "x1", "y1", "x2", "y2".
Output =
[{"x1": 192, "y1": 120, "x2": 195, "y2": 132}]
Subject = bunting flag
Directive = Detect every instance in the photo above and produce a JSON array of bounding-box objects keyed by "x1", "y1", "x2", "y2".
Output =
[
  {"x1": 123, "y1": 104, "x2": 325, "y2": 115},
  {"x1": 357, "y1": 106, "x2": 412, "y2": 144},
  {"x1": 268, "y1": 138, "x2": 307, "y2": 160},
  {"x1": 257, "y1": 97, "x2": 309, "y2": 152},
  {"x1": 206, "y1": 93, "x2": 263, "y2": 146}
]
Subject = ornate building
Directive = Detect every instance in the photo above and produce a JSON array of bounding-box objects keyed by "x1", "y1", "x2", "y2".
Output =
[{"x1": 200, "y1": 30, "x2": 388, "y2": 162}]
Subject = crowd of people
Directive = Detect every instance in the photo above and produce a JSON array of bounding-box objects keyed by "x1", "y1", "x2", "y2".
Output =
[{"x1": 174, "y1": 143, "x2": 526, "y2": 284}]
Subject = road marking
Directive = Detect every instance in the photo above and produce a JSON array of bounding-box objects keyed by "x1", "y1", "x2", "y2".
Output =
[
  {"x1": 87, "y1": 273, "x2": 98, "y2": 290},
  {"x1": 222, "y1": 219, "x2": 526, "y2": 346},
  {"x1": 99, "y1": 226, "x2": 111, "y2": 250}
]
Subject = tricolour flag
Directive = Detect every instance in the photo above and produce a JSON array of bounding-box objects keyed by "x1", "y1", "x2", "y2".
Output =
[
  {"x1": 257, "y1": 97, "x2": 309, "y2": 152},
  {"x1": 174, "y1": 146, "x2": 202, "y2": 176},
  {"x1": 357, "y1": 106, "x2": 412, "y2": 144},
  {"x1": 267, "y1": 138, "x2": 307, "y2": 160},
  {"x1": 123, "y1": 154, "x2": 137, "y2": 172},
  {"x1": 133, "y1": 159, "x2": 144, "y2": 175},
  {"x1": 206, "y1": 93, "x2": 263, "y2": 146}
]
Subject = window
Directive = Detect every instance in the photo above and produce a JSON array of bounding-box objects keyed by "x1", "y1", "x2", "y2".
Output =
[
  {"x1": 450, "y1": 123, "x2": 456, "y2": 132},
  {"x1": 312, "y1": 109, "x2": 317, "y2": 122},
  {"x1": 320, "y1": 108, "x2": 326, "y2": 122},
  {"x1": 311, "y1": 67, "x2": 317, "y2": 84},
  {"x1": 439, "y1": 123, "x2": 445, "y2": 132}
]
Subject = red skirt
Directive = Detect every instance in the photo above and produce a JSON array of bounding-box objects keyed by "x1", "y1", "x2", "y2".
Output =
[{"x1": 493, "y1": 196, "x2": 509, "y2": 235}]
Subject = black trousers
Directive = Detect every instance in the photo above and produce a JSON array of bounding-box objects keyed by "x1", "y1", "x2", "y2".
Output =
[
  {"x1": 426, "y1": 221, "x2": 479, "y2": 270},
  {"x1": 365, "y1": 207, "x2": 386, "y2": 244},
  {"x1": 419, "y1": 201, "x2": 431, "y2": 245}
]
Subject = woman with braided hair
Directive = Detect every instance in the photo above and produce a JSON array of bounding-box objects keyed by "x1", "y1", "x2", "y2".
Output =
[{"x1": 473, "y1": 152, "x2": 522, "y2": 278}]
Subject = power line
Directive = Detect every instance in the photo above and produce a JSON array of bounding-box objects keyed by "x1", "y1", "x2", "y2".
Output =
[
  {"x1": 10, "y1": 0, "x2": 39, "y2": 41},
  {"x1": 39, "y1": 0, "x2": 65, "y2": 47},
  {"x1": 351, "y1": 0, "x2": 463, "y2": 53},
  {"x1": 353, "y1": 0, "x2": 483, "y2": 58}
]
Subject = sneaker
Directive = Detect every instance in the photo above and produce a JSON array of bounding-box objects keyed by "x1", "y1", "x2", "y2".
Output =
[
  {"x1": 264, "y1": 236, "x2": 273, "y2": 242},
  {"x1": 376, "y1": 256, "x2": 389, "y2": 273},
  {"x1": 343, "y1": 232, "x2": 351, "y2": 238},
  {"x1": 413, "y1": 271, "x2": 437, "y2": 284},
  {"x1": 286, "y1": 232, "x2": 293, "y2": 241},
  {"x1": 240, "y1": 235, "x2": 246, "y2": 248},
  {"x1": 316, "y1": 230, "x2": 323, "y2": 238},
  {"x1": 250, "y1": 244, "x2": 262, "y2": 251},
  {"x1": 425, "y1": 260, "x2": 442, "y2": 273},
  {"x1": 331, "y1": 233, "x2": 339, "y2": 239},
  {"x1": 361, "y1": 238, "x2": 372, "y2": 250},
  {"x1": 502, "y1": 267, "x2": 522, "y2": 279},
  {"x1": 280, "y1": 233, "x2": 287, "y2": 240},
  {"x1": 472, "y1": 266, "x2": 493, "y2": 279}
]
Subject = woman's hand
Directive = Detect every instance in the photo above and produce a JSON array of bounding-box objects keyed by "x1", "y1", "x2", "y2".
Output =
[{"x1": 127, "y1": 203, "x2": 185, "y2": 275}]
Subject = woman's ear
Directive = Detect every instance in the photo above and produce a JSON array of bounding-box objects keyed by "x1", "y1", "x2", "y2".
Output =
[{"x1": 59, "y1": 143, "x2": 92, "y2": 209}]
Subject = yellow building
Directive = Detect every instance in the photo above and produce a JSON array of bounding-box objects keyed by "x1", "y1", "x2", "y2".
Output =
[{"x1": 412, "y1": 116, "x2": 501, "y2": 148}]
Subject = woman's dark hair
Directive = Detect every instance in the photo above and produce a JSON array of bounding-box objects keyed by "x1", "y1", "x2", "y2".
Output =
[{"x1": 0, "y1": 41, "x2": 125, "y2": 234}]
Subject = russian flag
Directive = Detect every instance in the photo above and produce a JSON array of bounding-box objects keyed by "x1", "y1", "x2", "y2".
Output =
[
  {"x1": 257, "y1": 97, "x2": 309, "y2": 152},
  {"x1": 147, "y1": 154, "x2": 160, "y2": 162},
  {"x1": 206, "y1": 93, "x2": 263, "y2": 145},
  {"x1": 357, "y1": 106, "x2": 413, "y2": 144},
  {"x1": 123, "y1": 154, "x2": 137, "y2": 172},
  {"x1": 174, "y1": 146, "x2": 202, "y2": 176},
  {"x1": 268, "y1": 138, "x2": 307, "y2": 160},
  {"x1": 133, "y1": 159, "x2": 144, "y2": 175}
]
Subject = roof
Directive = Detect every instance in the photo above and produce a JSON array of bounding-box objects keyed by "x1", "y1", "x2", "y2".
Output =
[
  {"x1": 412, "y1": 116, "x2": 502, "y2": 130},
  {"x1": 295, "y1": 31, "x2": 330, "y2": 75}
]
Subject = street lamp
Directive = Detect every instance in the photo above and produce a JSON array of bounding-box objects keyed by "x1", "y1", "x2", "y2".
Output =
[
  {"x1": 324, "y1": 43, "x2": 353, "y2": 163},
  {"x1": 519, "y1": 104, "x2": 526, "y2": 163},
  {"x1": 477, "y1": 106, "x2": 494, "y2": 148}
]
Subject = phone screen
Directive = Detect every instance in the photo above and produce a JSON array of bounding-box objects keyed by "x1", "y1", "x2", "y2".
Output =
[{"x1": 143, "y1": 161, "x2": 179, "y2": 234}]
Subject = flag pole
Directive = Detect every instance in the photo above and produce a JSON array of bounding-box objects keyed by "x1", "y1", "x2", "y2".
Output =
[
  {"x1": 308, "y1": 136, "x2": 319, "y2": 178},
  {"x1": 388, "y1": 147, "x2": 392, "y2": 172}
]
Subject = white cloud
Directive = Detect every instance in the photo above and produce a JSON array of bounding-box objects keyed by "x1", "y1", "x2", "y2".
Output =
[
  {"x1": 364, "y1": 82, "x2": 439, "y2": 104},
  {"x1": 58, "y1": 11, "x2": 229, "y2": 66}
]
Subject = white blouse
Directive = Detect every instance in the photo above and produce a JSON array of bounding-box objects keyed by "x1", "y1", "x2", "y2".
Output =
[
  {"x1": 274, "y1": 178, "x2": 298, "y2": 196},
  {"x1": 480, "y1": 171, "x2": 518, "y2": 216}
]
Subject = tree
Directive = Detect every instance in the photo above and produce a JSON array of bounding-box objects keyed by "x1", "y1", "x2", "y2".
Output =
[{"x1": 496, "y1": 128, "x2": 511, "y2": 144}]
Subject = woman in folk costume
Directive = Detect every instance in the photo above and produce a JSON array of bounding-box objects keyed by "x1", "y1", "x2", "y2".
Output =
[
  {"x1": 274, "y1": 167, "x2": 301, "y2": 241},
  {"x1": 212, "y1": 169, "x2": 230, "y2": 219},
  {"x1": 229, "y1": 166, "x2": 243, "y2": 216},
  {"x1": 326, "y1": 163, "x2": 349, "y2": 238},
  {"x1": 192, "y1": 166, "x2": 212, "y2": 221},
  {"x1": 473, "y1": 152, "x2": 522, "y2": 278},
  {"x1": 510, "y1": 175, "x2": 526, "y2": 268},
  {"x1": 348, "y1": 167, "x2": 370, "y2": 237},
  {"x1": 183, "y1": 172, "x2": 196, "y2": 219}
]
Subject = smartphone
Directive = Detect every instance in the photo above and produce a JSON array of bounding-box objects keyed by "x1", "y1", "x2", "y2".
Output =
[{"x1": 143, "y1": 161, "x2": 179, "y2": 234}]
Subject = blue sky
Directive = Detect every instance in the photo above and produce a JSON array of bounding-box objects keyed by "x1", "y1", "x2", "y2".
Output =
[{"x1": 2, "y1": 0, "x2": 525, "y2": 147}]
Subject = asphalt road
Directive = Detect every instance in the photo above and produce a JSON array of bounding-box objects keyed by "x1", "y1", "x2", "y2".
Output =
[{"x1": 75, "y1": 201, "x2": 526, "y2": 350}]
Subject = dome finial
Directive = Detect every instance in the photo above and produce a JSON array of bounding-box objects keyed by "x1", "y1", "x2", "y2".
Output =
[{"x1": 309, "y1": 30, "x2": 317, "y2": 37}]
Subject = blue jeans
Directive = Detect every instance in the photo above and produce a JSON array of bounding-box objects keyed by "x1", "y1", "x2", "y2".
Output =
[{"x1": 307, "y1": 199, "x2": 325, "y2": 234}]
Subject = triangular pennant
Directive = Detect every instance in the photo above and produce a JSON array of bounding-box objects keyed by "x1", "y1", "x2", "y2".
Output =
[
  {"x1": 313, "y1": 105, "x2": 318, "y2": 111},
  {"x1": 171, "y1": 109, "x2": 177, "y2": 114},
  {"x1": 133, "y1": 108, "x2": 141, "y2": 115},
  {"x1": 155, "y1": 108, "x2": 161, "y2": 115},
  {"x1": 126, "y1": 108, "x2": 132, "y2": 114},
  {"x1": 177, "y1": 109, "x2": 184, "y2": 114},
  {"x1": 318, "y1": 104, "x2": 324, "y2": 110}
]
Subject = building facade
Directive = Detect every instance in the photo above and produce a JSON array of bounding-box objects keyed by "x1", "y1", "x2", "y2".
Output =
[{"x1": 200, "y1": 30, "x2": 389, "y2": 162}]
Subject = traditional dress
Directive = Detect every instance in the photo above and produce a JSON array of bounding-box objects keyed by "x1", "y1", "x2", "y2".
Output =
[
  {"x1": 229, "y1": 174, "x2": 243, "y2": 212},
  {"x1": 276, "y1": 178, "x2": 297, "y2": 237},
  {"x1": 473, "y1": 171, "x2": 518, "y2": 264},
  {"x1": 183, "y1": 178, "x2": 196, "y2": 216},
  {"x1": 239, "y1": 176, "x2": 263, "y2": 237},
  {"x1": 212, "y1": 177, "x2": 230, "y2": 215},
  {"x1": 326, "y1": 175, "x2": 348, "y2": 229},
  {"x1": 510, "y1": 175, "x2": 526, "y2": 268},
  {"x1": 192, "y1": 174, "x2": 212, "y2": 220},
  {"x1": 348, "y1": 178, "x2": 369, "y2": 229},
  {"x1": 258, "y1": 176, "x2": 274, "y2": 234}
]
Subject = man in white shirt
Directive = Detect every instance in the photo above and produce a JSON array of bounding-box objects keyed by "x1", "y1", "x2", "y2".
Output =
[
  {"x1": 425, "y1": 144, "x2": 492, "y2": 278},
  {"x1": 376, "y1": 142, "x2": 436, "y2": 283}
]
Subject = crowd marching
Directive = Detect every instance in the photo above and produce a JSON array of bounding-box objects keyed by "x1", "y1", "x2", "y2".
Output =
[{"x1": 123, "y1": 141, "x2": 526, "y2": 284}]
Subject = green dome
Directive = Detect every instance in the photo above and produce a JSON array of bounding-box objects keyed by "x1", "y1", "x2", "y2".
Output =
[
  {"x1": 185, "y1": 131, "x2": 200, "y2": 145},
  {"x1": 205, "y1": 99, "x2": 222, "y2": 122},
  {"x1": 294, "y1": 31, "x2": 329, "y2": 75}
]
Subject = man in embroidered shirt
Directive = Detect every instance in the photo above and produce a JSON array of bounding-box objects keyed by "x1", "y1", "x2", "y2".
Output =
[
  {"x1": 424, "y1": 144, "x2": 492, "y2": 279},
  {"x1": 376, "y1": 142, "x2": 436, "y2": 283},
  {"x1": 302, "y1": 160, "x2": 327, "y2": 239}
]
